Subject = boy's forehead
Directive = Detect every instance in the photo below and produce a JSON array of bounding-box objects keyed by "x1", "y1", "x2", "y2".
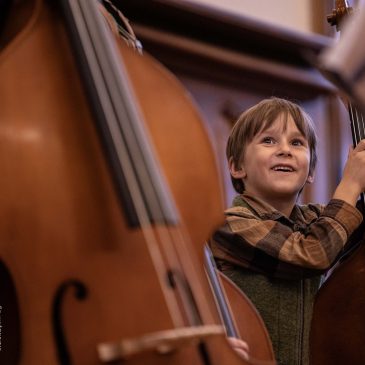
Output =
[{"x1": 258, "y1": 114, "x2": 302, "y2": 135}]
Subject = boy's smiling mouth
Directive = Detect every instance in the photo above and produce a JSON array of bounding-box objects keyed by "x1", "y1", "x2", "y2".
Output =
[{"x1": 271, "y1": 165, "x2": 295, "y2": 172}]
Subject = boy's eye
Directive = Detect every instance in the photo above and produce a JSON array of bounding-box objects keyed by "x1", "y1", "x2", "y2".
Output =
[
  {"x1": 291, "y1": 139, "x2": 304, "y2": 146},
  {"x1": 262, "y1": 137, "x2": 275, "y2": 144}
]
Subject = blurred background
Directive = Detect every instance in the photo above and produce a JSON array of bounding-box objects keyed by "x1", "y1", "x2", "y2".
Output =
[{"x1": 115, "y1": 0, "x2": 363, "y2": 207}]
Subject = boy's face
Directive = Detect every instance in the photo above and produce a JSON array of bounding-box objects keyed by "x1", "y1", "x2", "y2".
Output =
[{"x1": 231, "y1": 114, "x2": 313, "y2": 205}]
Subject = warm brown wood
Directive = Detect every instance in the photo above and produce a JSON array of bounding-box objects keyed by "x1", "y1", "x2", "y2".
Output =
[
  {"x1": 310, "y1": 0, "x2": 336, "y2": 36},
  {"x1": 310, "y1": 241, "x2": 365, "y2": 364},
  {"x1": 0, "y1": 1, "x2": 252, "y2": 364},
  {"x1": 326, "y1": 0, "x2": 353, "y2": 31},
  {"x1": 310, "y1": 1, "x2": 365, "y2": 364}
]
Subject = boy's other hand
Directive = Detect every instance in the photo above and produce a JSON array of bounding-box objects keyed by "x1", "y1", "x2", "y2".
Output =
[
  {"x1": 334, "y1": 139, "x2": 365, "y2": 206},
  {"x1": 227, "y1": 336, "x2": 250, "y2": 360}
]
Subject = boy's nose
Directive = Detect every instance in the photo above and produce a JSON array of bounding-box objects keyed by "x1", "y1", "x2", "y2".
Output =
[
  {"x1": 278, "y1": 150, "x2": 292, "y2": 157},
  {"x1": 277, "y1": 142, "x2": 292, "y2": 156}
]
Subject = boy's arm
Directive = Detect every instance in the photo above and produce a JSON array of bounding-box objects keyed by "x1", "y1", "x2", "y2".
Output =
[
  {"x1": 277, "y1": 199, "x2": 362, "y2": 268},
  {"x1": 217, "y1": 200, "x2": 362, "y2": 271}
]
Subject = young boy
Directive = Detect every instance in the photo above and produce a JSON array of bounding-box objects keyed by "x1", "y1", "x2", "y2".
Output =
[{"x1": 210, "y1": 97, "x2": 365, "y2": 365}]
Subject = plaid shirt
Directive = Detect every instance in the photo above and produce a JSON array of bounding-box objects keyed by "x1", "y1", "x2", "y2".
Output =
[{"x1": 210, "y1": 192, "x2": 363, "y2": 279}]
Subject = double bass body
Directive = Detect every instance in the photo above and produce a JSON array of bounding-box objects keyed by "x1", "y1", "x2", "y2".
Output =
[
  {"x1": 0, "y1": 0, "x2": 248, "y2": 364},
  {"x1": 310, "y1": 2, "x2": 365, "y2": 363}
]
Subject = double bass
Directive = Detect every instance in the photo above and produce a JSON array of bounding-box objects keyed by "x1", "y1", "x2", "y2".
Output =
[
  {"x1": 204, "y1": 245, "x2": 276, "y2": 364},
  {"x1": 310, "y1": 1, "x2": 365, "y2": 364},
  {"x1": 0, "y1": 0, "x2": 256, "y2": 364}
]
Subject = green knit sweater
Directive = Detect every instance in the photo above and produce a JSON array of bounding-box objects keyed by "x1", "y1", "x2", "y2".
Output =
[{"x1": 218, "y1": 263, "x2": 321, "y2": 365}]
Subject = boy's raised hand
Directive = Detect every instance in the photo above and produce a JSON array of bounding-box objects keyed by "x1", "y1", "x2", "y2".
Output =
[{"x1": 334, "y1": 139, "x2": 365, "y2": 206}]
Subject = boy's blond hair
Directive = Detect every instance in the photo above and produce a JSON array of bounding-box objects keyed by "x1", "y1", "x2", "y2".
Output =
[{"x1": 227, "y1": 97, "x2": 318, "y2": 194}]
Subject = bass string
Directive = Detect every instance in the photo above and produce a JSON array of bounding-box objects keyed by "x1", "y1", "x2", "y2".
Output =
[
  {"x1": 77, "y1": 0, "x2": 217, "y2": 329},
  {"x1": 100, "y1": 15, "x2": 217, "y2": 329},
  {"x1": 348, "y1": 102, "x2": 365, "y2": 206},
  {"x1": 97, "y1": 1, "x2": 222, "y2": 328},
  {"x1": 65, "y1": 0, "x2": 187, "y2": 328},
  {"x1": 349, "y1": 101, "x2": 365, "y2": 146}
]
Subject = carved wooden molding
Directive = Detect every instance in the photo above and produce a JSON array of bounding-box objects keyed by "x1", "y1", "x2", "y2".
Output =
[{"x1": 115, "y1": 0, "x2": 336, "y2": 98}]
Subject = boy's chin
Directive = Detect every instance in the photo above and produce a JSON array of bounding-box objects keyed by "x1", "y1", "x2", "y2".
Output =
[{"x1": 270, "y1": 187, "x2": 301, "y2": 199}]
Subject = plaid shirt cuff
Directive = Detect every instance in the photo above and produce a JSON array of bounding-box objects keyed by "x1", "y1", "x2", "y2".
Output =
[{"x1": 323, "y1": 199, "x2": 363, "y2": 236}]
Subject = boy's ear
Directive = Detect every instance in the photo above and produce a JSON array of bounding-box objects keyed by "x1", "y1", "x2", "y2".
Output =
[
  {"x1": 229, "y1": 157, "x2": 246, "y2": 179},
  {"x1": 306, "y1": 174, "x2": 314, "y2": 184}
]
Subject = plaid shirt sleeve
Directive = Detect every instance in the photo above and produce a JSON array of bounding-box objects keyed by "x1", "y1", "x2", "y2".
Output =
[{"x1": 210, "y1": 199, "x2": 363, "y2": 279}]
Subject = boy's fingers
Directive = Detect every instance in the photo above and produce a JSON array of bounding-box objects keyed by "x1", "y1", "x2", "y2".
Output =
[
  {"x1": 234, "y1": 348, "x2": 249, "y2": 360},
  {"x1": 227, "y1": 337, "x2": 250, "y2": 360},
  {"x1": 227, "y1": 337, "x2": 249, "y2": 351},
  {"x1": 354, "y1": 139, "x2": 365, "y2": 151}
]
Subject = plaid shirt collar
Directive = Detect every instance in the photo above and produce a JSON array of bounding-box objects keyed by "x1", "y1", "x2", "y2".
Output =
[{"x1": 231, "y1": 191, "x2": 318, "y2": 226}]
